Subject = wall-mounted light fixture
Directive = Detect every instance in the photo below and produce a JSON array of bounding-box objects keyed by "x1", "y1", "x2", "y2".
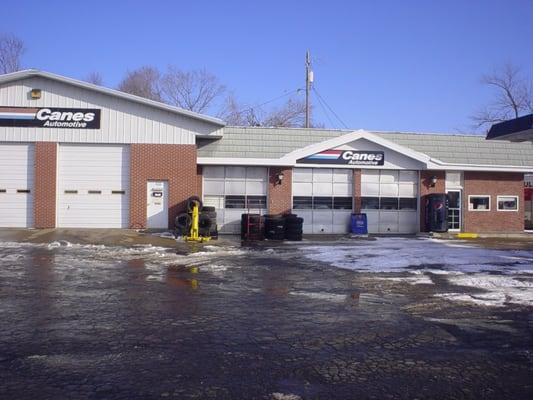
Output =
[
  {"x1": 429, "y1": 175, "x2": 438, "y2": 188},
  {"x1": 30, "y1": 88, "x2": 42, "y2": 99},
  {"x1": 276, "y1": 172, "x2": 284, "y2": 185}
]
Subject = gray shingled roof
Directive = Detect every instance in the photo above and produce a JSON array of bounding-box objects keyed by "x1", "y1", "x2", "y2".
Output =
[{"x1": 197, "y1": 126, "x2": 533, "y2": 167}]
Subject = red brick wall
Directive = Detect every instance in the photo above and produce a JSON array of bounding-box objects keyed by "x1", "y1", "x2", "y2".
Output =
[
  {"x1": 130, "y1": 144, "x2": 198, "y2": 229},
  {"x1": 34, "y1": 142, "x2": 57, "y2": 228},
  {"x1": 268, "y1": 167, "x2": 292, "y2": 215},
  {"x1": 353, "y1": 169, "x2": 361, "y2": 212},
  {"x1": 419, "y1": 171, "x2": 446, "y2": 232},
  {"x1": 463, "y1": 171, "x2": 524, "y2": 233}
]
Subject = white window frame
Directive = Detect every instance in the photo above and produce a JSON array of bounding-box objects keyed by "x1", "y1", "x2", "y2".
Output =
[
  {"x1": 468, "y1": 195, "x2": 491, "y2": 211},
  {"x1": 497, "y1": 195, "x2": 519, "y2": 212}
]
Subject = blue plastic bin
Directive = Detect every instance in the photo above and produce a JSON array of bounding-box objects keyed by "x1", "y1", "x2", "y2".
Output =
[{"x1": 351, "y1": 213, "x2": 368, "y2": 235}]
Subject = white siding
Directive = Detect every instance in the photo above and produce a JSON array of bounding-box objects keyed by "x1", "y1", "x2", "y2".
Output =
[
  {"x1": 0, "y1": 143, "x2": 34, "y2": 227},
  {"x1": 0, "y1": 77, "x2": 223, "y2": 144}
]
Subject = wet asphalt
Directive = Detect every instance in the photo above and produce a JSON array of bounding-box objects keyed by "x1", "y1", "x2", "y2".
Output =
[{"x1": 0, "y1": 237, "x2": 532, "y2": 400}]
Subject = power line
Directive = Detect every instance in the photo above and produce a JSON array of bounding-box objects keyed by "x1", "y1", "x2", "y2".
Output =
[
  {"x1": 312, "y1": 87, "x2": 349, "y2": 129},
  {"x1": 233, "y1": 89, "x2": 302, "y2": 116},
  {"x1": 313, "y1": 88, "x2": 338, "y2": 129}
]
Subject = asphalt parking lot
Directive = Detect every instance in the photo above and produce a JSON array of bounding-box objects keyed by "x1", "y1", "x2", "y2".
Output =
[{"x1": 0, "y1": 231, "x2": 532, "y2": 399}]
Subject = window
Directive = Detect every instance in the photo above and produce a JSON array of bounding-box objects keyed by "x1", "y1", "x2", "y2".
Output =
[
  {"x1": 88, "y1": 190, "x2": 102, "y2": 194},
  {"x1": 293, "y1": 196, "x2": 313, "y2": 209},
  {"x1": 313, "y1": 197, "x2": 333, "y2": 209},
  {"x1": 64, "y1": 190, "x2": 78, "y2": 194},
  {"x1": 225, "y1": 195, "x2": 245, "y2": 209},
  {"x1": 380, "y1": 197, "x2": 398, "y2": 210},
  {"x1": 17, "y1": 189, "x2": 30, "y2": 193},
  {"x1": 0, "y1": 189, "x2": 6, "y2": 193},
  {"x1": 246, "y1": 195, "x2": 267, "y2": 209},
  {"x1": 361, "y1": 197, "x2": 379, "y2": 210},
  {"x1": 399, "y1": 198, "x2": 417, "y2": 210},
  {"x1": 112, "y1": 190, "x2": 126, "y2": 195},
  {"x1": 469, "y1": 195, "x2": 490, "y2": 211},
  {"x1": 333, "y1": 197, "x2": 353, "y2": 210},
  {"x1": 497, "y1": 196, "x2": 518, "y2": 211}
]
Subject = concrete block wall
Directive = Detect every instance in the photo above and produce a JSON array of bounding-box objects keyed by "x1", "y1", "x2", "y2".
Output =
[
  {"x1": 34, "y1": 142, "x2": 57, "y2": 228},
  {"x1": 130, "y1": 144, "x2": 198, "y2": 229}
]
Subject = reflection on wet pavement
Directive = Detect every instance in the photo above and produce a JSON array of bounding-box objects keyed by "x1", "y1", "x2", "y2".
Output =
[{"x1": 0, "y1": 238, "x2": 531, "y2": 399}]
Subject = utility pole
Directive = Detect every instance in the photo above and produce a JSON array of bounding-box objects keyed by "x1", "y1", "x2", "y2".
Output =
[{"x1": 305, "y1": 50, "x2": 313, "y2": 128}]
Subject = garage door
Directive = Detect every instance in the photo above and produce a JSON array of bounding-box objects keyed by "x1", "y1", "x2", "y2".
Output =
[
  {"x1": 57, "y1": 144, "x2": 130, "y2": 228},
  {"x1": 292, "y1": 168, "x2": 353, "y2": 234},
  {"x1": 0, "y1": 143, "x2": 34, "y2": 227},
  {"x1": 361, "y1": 170, "x2": 418, "y2": 234},
  {"x1": 203, "y1": 166, "x2": 268, "y2": 234}
]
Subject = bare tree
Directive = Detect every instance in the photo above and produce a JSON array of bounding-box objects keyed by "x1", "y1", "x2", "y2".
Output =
[
  {"x1": 160, "y1": 67, "x2": 226, "y2": 113},
  {"x1": 223, "y1": 96, "x2": 310, "y2": 127},
  {"x1": 471, "y1": 64, "x2": 533, "y2": 131},
  {"x1": 117, "y1": 66, "x2": 162, "y2": 101},
  {"x1": 84, "y1": 71, "x2": 103, "y2": 86},
  {"x1": 0, "y1": 33, "x2": 25, "y2": 74}
]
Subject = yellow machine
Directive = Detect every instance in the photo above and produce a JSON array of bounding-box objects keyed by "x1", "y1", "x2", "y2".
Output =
[{"x1": 186, "y1": 203, "x2": 210, "y2": 242}]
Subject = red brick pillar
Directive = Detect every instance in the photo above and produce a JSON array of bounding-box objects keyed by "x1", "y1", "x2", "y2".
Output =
[
  {"x1": 268, "y1": 167, "x2": 292, "y2": 215},
  {"x1": 353, "y1": 169, "x2": 361, "y2": 212},
  {"x1": 34, "y1": 142, "x2": 57, "y2": 228},
  {"x1": 419, "y1": 171, "x2": 446, "y2": 232}
]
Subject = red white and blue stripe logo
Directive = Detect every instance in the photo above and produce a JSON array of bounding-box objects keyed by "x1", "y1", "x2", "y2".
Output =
[
  {"x1": 306, "y1": 149, "x2": 343, "y2": 160},
  {"x1": 0, "y1": 107, "x2": 38, "y2": 120}
]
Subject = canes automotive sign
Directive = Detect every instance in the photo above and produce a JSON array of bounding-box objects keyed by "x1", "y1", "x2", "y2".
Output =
[
  {"x1": 0, "y1": 107, "x2": 101, "y2": 129},
  {"x1": 297, "y1": 149, "x2": 385, "y2": 165}
]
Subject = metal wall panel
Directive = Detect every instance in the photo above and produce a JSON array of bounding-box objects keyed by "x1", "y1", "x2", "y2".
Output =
[{"x1": 0, "y1": 77, "x2": 223, "y2": 144}]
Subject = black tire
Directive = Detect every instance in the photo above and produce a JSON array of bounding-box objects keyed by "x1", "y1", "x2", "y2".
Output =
[
  {"x1": 201, "y1": 211, "x2": 217, "y2": 220},
  {"x1": 175, "y1": 213, "x2": 192, "y2": 230},
  {"x1": 285, "y1": 234, "x2": 303, "y2": 241},
  {"x1": 285, "y1": 217, "x2": 304, "y2": 225},
  {"x1": 201, "y1": 206, "x2": 216, "y2": 212},
  {"x1": 187, "y1": 196, "x2": 203, "y2": 213},
  {"x1": 198, "y1": 214, "x2": 213, "y2": 229},
  {"x1": 285, "y1": 228, "x2": 303, "y2": 235}
]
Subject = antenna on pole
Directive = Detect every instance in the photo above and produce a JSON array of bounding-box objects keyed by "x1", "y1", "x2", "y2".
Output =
[{"x1": 305, "y1": 50, "x2": 313, "y2": 128}]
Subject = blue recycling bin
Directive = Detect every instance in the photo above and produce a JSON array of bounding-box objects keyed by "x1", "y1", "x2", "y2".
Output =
[{"x1": 351, "y1": 213, "x2": 368, "y2": 235}]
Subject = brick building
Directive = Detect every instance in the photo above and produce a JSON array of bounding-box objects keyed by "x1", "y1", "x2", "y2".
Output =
[{"x1": 2, "y1": 70, "x2": 533, "y2": 234}]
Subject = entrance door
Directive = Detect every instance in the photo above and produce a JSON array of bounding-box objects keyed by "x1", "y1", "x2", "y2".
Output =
[
  {"x1": 447, "y1": 190, "x2": 461, "y2": 231},
  {"x1": 147, "y1": 181, "x2": 168, "y2": 229}
]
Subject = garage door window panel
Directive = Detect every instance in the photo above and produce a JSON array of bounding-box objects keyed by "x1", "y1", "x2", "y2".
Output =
[
  {"x1": 333, "y1": 197, "x2": 353, "y2": 210},
  {"x1": 225, "y1": 195, "x2": 246, "y2": 209},
  {"x1": 313, "y1": 197, "x2": 333, "y2": 209},
  {"x1": 293, "y1": 196, "x2": 313, "y2": 209},
  {"x1": 399, "y1": 198, "x2": 417, "y2": 210},
  {"x1": 246, "y1": 195, "x2": 267, "y2": 209},
  {"x1": 380, "y1": 197, "x2": 399, "y2": 210},
  {"x1": 361, "y1": 197, "x2": 379, "y2": 210}
]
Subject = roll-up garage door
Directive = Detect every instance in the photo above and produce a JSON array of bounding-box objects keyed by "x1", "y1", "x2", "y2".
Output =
[
  {"x1": 361, "y1": 170, "x2": 418, "y2": 234},
  {"x1": 57, "y1": 144, "x2": 130, "y2": 228},
  {"x1": 0, "y1": 143, "x2": 34, "y2": 227},
  {"x1": 203, "y1": 166, "x2": 268, "y2": 234},
  {"x1": 292, "y1": 168, "x2": 353, "y2": 234}
]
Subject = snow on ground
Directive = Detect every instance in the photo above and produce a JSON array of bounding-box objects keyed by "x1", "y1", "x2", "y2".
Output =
[{"x1": 300, "y1": 237, "x2": 533, "y2": 307}]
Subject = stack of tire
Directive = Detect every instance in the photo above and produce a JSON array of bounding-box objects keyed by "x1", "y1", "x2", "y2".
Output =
[
  {"x1": 241, "y1": 214, "x2": 264, "y2": 241},
  {"x1": 284, "y1": 214, "x2": 303, "y2": 241},
  {"x1": 175, "y1": 196, "x2": 218, "y2": 239},
  {"x1": 264, "y1": 214, "x2": 286, "y2": 240}
]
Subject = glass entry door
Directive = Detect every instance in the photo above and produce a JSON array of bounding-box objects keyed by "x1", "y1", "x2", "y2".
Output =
[{"x1": 447, "y1": 190, "x2": 461, "y2": 231}]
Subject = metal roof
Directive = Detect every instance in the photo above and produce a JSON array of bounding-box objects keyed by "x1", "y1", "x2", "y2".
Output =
[
  {"x1": 197, "y1": 126, "x2": 533, "y2": 167},
  {"x1": 0, "y1": 69, "x2": 226, "y2": 127},
  {"x1": 486, "y1": 114, "x2": 533, "y2": 142}
]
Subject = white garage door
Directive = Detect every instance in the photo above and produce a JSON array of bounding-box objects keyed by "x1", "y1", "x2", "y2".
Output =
[
  {"x1": 292, "y1": 168, "x2": 353, "y2": 234},
  {"x1": 203, "y1": 166, "x2": 268, "y2": 234},
  {"x1": 361, "y1": 170, "x2": 418, "y2": 234},
  {"x1": 57, "y1": 144, "x2": 130, "y2": 228},
  {"x1": 0, "y1": 143, "x2": 34, "y2": 227}
]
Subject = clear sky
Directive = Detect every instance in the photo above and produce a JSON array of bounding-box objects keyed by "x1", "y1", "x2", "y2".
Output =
[{"x1": 3, "y1": 0, "x2": 533, "y2": 133}]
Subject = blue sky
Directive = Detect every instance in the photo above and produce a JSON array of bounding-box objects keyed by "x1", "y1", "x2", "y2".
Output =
[{"x1": 3, "y1": 0, "x2": 533, "y2": 133}]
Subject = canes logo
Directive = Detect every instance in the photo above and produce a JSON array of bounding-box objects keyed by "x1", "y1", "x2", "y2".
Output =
[
  {"x1": 0, "y1": 106, "x2": 100, "y2": 129},
  {"x1": 298, "y1": 149, "x2": 385, "y2": 165}
]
